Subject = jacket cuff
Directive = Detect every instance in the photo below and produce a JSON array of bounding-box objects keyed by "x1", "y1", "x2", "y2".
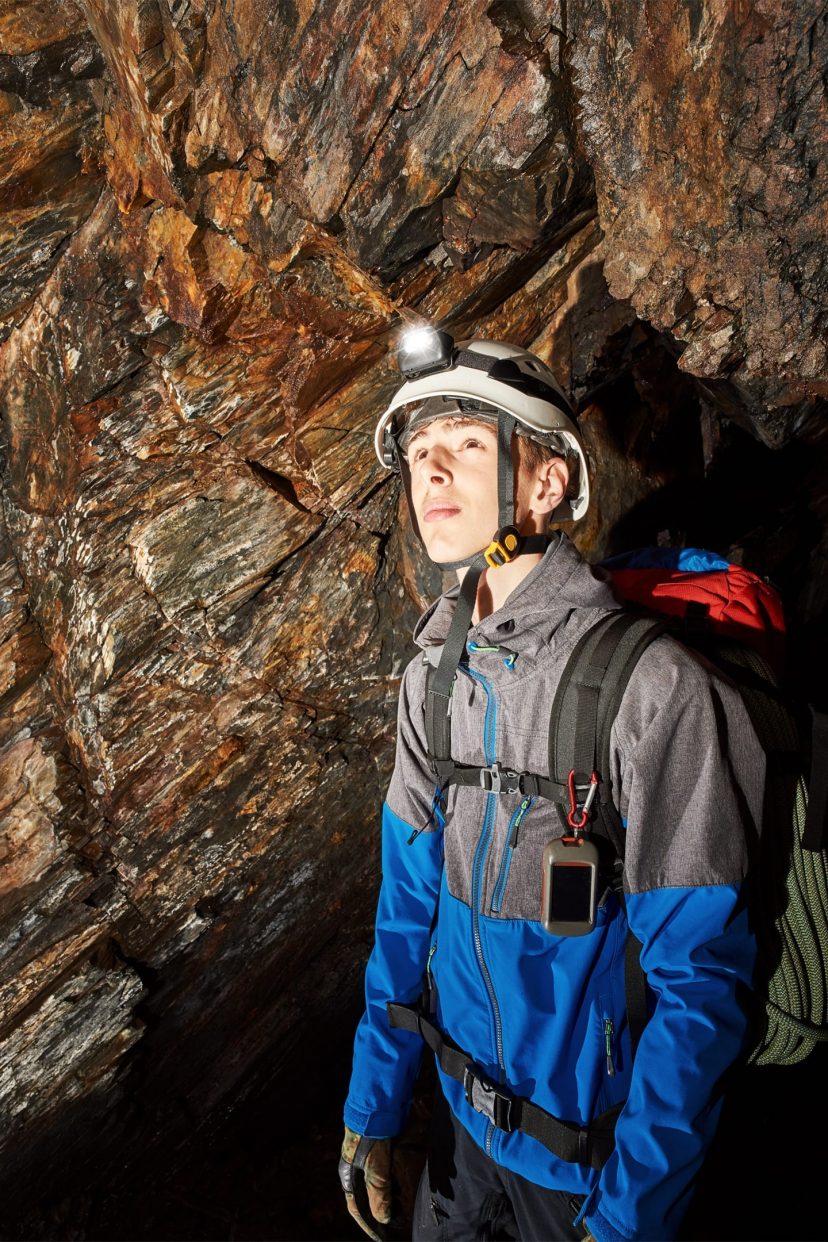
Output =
[
  {"x1": 584, "y1": 1207, "x2": 634, "y2": 1242},
  {"x1": 343, "y1": 1099, "x2": 407, "y2": 1140}
]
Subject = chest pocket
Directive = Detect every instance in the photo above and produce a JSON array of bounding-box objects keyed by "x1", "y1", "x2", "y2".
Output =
[{"x1": 486, "y1": 796, "x2": 566, "y2": 922}]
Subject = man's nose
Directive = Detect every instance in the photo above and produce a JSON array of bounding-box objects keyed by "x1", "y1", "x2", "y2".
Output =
[{"x1": 416, "y1": 447, "x2": 452, "y2": 483}]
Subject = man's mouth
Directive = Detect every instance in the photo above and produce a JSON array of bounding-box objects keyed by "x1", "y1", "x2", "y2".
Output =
[{"x1": 423, "y1": 500, "x2": 461, "y2": 522}]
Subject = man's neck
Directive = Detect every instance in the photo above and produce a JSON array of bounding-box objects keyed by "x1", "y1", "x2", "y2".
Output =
[{"x1": 458, "y1": 547, "x2": 546, "y2": 624}]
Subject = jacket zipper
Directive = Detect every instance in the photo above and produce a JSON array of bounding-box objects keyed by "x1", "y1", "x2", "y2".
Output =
[
  {"x1": 424, "y1": 942, "x2": 438, "y2": 1013},
  {"x1": 462, "y1": 666, "x2": 506, "y2": 1156},
  {"x1": 604, "y1": 1018, "x2": 616, "y2": 1077},
  {"x1": 490, "y1": 796, "x2": 534, "y2": 914}
]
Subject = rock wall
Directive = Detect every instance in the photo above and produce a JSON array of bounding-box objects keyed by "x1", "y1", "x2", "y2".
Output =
[
  {"x1": 0, "y1": 0, "x2": 825, "y2": 1220},
  {"x1": 570, "y1": 0, "x2": 827, "y2": 443}
]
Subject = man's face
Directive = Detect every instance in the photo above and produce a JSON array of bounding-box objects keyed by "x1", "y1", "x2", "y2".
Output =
[{"x1": 406, "y1": 415, "x2": 507, "y2": 564}]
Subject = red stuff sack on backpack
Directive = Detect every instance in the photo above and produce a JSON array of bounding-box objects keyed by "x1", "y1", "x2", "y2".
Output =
[{"x1": 599, "y1": 547, "x2": 786, "y2": 679}]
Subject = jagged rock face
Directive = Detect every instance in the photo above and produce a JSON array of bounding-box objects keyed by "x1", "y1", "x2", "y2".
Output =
[
  {"x1": 569, "y1": 0, "x2": 827, "y2": 446},
  {"x1": 0, "y1": 3, "x2": 106, "y2": 341},
  {"x1": 0, "y1": 0, "x2": 825, "y2": 1218}
]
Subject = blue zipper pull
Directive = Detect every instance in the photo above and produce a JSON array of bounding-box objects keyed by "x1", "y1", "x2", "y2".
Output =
[
  {"x1": 409, "y1": 786, "x2": 445, "y2": 845},
  {"x1": 604, "y1": 1019, "x2": 616, "y2": 1076},
  {"x1": 508, "y1": 797, "x2": 532, "y2": 847},
  {"x1": 423, "y1": 941, "x2": 438, "y2": 1012}
]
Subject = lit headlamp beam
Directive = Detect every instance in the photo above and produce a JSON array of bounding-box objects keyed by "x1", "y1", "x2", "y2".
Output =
[
  {"x1": 399, "y1": 327, "x2": 441, "y2": 357},
  {"x1": 396, "y1": 326, "x2": 456, "y2": 380}
]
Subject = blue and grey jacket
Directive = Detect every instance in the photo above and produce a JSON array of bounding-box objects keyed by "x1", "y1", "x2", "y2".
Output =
[{"x1": 344, "y1": 534, "x2": 765, "y2": 1242}]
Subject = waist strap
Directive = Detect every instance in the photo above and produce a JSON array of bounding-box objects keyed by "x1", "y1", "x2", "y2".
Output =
[{"x1": 387, "y1": 1001, "x2": 621, "y2": 1170}]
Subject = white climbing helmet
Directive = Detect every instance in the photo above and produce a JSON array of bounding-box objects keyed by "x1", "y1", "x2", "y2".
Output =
[{"x1": 374, "y1": 330, "x2": 590, "y2": 523}]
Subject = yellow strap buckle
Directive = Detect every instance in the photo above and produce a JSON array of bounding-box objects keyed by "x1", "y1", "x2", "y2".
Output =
[{"x1": 484, "y1": 528, "x2": 520, "y2": 569}]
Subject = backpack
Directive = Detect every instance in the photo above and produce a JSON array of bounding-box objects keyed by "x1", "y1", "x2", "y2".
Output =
[{"x1": 550, "y1": 545, "x2": 828, "y2": 1067}]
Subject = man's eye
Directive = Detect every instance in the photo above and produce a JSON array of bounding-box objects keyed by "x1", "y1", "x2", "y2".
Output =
[{"x1": 462, "y1": 438, "x2": 483, "y2": 449}]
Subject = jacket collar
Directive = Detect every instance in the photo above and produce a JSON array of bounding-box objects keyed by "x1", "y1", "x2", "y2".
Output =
[{"x1": 412, "y1": 532, "x2": 618, "y2": 660}]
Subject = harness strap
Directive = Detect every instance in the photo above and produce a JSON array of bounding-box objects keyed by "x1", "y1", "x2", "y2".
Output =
[
  {"x1": 443, "y1": 764, "x2": 567, "y2": 802},
  {"x1": 387, "y1": 1002, "x2": 621, "y2": 1170}
]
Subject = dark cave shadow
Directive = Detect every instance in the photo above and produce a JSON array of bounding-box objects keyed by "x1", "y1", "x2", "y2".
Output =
[{"x1": 600, "y1": 426, "x2": 826, "y2": 709}]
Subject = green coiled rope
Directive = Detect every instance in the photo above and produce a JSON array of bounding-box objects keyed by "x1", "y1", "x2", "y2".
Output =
[{"x1": 716, "y1": 643, "x2": 828, "y2": 1066}]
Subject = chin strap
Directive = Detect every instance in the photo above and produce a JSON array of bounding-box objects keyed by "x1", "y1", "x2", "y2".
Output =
[
  {"x1": 433, "y1": 409, "x2": 523, "y2": 573},
  {"x1": 425, "y1": 410, "x2": 549, "y2": 785}
]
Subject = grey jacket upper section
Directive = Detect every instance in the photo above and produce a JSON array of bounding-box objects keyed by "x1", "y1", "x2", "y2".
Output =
[{"x1": 387, "y1": 533, "x2": 766, "y2": 908}]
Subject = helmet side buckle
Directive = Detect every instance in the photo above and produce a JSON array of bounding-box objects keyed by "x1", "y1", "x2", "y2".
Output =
[
  {"x1": 382, "y1": 426, "x2": 400, "y2": 471},
  {"x1": 484, "y1": 526, "x2": 521, "y2": 569}
]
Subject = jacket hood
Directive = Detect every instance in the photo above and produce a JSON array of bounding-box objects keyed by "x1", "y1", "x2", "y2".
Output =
[{"x1": 412, "y1": 532, "x2": 619, "y2": 664}]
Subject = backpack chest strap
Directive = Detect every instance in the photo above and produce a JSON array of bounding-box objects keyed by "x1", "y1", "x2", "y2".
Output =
[{"x1": 445, "y1": 762, "x2": 567, "y2": 801}]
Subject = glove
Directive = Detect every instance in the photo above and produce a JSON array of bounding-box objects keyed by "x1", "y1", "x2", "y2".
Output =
[{"x1": 339, "y1": 1126, "x2": 394, "y2": 1240}]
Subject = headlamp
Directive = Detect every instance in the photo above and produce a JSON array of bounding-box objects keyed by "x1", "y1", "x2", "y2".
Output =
[{"x1": 397, "y1": 327, "x2": 456, "y2": 380}]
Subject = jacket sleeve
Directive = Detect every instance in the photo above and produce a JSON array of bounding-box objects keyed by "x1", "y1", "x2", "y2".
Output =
[
  {"x1": 343, "y1": 656, "x2": 445, "y2": 1139},
  {"x1": 583, "y1": 639, "x2": 765, "y2": 1242}
]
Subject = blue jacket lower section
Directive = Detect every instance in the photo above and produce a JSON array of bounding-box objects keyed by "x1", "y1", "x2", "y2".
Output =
[
  {"x1": 344, "y1": 804, "x2": 756, "y2": 1241},
  {"x1": 344, "y1": 804, "x2": 444, "y2": 1138}
]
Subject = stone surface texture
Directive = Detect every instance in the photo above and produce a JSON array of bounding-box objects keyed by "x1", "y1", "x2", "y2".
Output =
[
  {"x1": 0, "y1": 0, "x2": 825, "y2": 1222},
  {"x1": 569, "y1": 0, "x2": 827, "y2": 446}
]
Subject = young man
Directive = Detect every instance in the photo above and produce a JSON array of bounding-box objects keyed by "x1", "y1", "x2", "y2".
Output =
[{"x1": 339, "y1": 333, "x2": 764, "y2": 1242}]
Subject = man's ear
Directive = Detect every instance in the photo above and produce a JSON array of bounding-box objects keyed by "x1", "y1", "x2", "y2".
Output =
[{"x1": 532, "y1": 457, "x2": 570, "y2": 515}]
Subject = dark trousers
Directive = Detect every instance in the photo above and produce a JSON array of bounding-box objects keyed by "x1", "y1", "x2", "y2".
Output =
[{"x1": 412, "y1": 1086, "x2": 586, "y2": 1241}]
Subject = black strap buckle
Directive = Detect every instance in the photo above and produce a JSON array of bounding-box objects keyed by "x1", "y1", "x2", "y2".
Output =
[
  {"x1": 463, "y1": 1064, "x2": 514, "y2": 1131},
  {"x1": 480, "y1": 762, "x2": 525, "y2": 795}
]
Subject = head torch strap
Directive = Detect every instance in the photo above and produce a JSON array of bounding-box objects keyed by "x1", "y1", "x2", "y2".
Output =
[{"x1": 453, "y1": 349, "x2": 495, "y2": 374}]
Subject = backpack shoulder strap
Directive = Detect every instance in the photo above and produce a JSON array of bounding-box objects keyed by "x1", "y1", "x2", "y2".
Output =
[
  {"x1": 424, "y1": 651, "x2": 456, "y2": 792},
  {"x1": 548, "y1": 610, "x2": 667, "y2": 858},
  {"x1": 548, "y1": 608, "x2": 667, "y2": 1059}
]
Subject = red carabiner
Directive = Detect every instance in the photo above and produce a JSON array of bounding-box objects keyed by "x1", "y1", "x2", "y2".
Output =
[{"x1": 566, "y1": 769, "x2": 599, "y2": 831}]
